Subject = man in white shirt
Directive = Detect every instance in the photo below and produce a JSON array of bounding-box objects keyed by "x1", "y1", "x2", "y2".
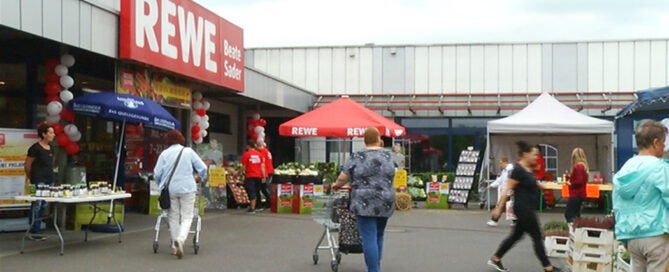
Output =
[{"x1": 486, "y1": 157, "x2": 513, "y2": 227}]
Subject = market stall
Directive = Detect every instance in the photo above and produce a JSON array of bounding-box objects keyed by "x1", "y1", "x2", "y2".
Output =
[{"x1": 485, "y1": 92, "x2": 615, "y2": 209}]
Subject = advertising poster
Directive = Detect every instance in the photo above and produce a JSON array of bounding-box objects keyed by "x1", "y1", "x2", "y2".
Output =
[
  {"x1": 426, "y1": 182, "x2": 449, "y2": 209},
  {"x1": 117, "y1": 66, "x2": 192, "y2": 109},
  {"x1": 276, "y1": 184, "x2": 293, "y2": 213},
  {"x1": 394, "y1": 169, "x2": 407, "y2": 189},
  {"x1": 0, "y1": 129, "x2": 38, "y2": 205}
]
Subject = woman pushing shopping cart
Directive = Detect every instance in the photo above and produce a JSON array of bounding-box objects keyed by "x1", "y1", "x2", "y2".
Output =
[{"x1": 312, "y1": 127, "x2": 397, "y2": 272}]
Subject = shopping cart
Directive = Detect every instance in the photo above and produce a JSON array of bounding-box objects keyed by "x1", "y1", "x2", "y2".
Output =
[
  {"x1": 152, "y1": 183, "x2": 203, "y2": 255},
  {"x1": 312, "y1": 188, "x2": 350, "y2": 272}
]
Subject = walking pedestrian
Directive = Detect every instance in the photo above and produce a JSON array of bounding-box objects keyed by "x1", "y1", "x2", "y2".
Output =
[
  {"x1": 153, "y1": 130, "x2": 208, "y2": 259},
  {"x1": 487, "y1": 141, "x2": 561, "y2": 272},
  {"x1": 258, "y1": 142, "x2": 273, "y2": 209},
  {"x1": 564, "y1": 148, "x2": 589, "y2": 223},
  {"x1": 613, "y1": 120, "x2": 669, "y2": 271},
  {"x1": 24, "y1": 123, "x2": 55, "y2": 240},
  {"x1": 486, "y1": 157, "x2": 513, "y2": 227},
  {"x1": 240, "y1": 140, "x2": 266, "y2": 214},
  {"x1": 333, "y1": 127, "x2": 396, "y2": 272}
]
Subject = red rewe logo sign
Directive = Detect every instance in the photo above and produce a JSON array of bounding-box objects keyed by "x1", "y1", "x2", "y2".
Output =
[{"x1": 120, "y1": 0, "x2": 244, "y2": 92}]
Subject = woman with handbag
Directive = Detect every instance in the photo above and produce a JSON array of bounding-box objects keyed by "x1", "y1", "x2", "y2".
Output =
[
  {"x1": 154, "y1": 130, "x2": 208, "y2": 259},
  {"x1": 333, "y1": 127, "x2": 396, "y2": 272}
]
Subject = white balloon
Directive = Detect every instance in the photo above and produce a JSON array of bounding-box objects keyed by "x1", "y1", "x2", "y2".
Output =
[
  {"x1": 64, "y1": 124, "x2": 79, "y2": 136},
  {"x1": 60, "y1": 75, "x2": 74, "y2": 88},
  {"x1": 254, "y1": 126, "x2": 264, "y2": 134},
  {"x1": 191, "y1": 114, "x2": 201, "y2": 124},
  {"x1": 68, "y1": 131, "x2": 82, "y2": 142},
  {"x1": 46, "y1": 115, "x2": 60, "y2": 124},
  {"x1": 202, "y1": 100, "x2": 211, "y2": 110},
  {"x1": 194, "y1": 137, "x2": 203, "y2": 144},
  {"x1": 199, "y1": 130, "x2": 207, "y2": 138},
  {"x1": 54, "y1": 64, "x2": 68, "y2": 76},
  {"x1": 199, "y1": 121, "x2": 209, "y2": 130},
  {"x1": 192, "y1": 101, "x2": 203, "y2": 110},
  {"x1": 202, "y1": 115, "x2": 209, "y2": 122},
  {"x1": 47, "y1": 101, "x2": 63, "y2": 115},
  {"x1": 193, "y1": 92, "x2": 203, "y2": 100},
  {"x1": 258, "y1": 132, "x2": 266, "y2": 138},
  {"x1": 59, "y1": 90, "x2": 74, "y2": 104},
  {"x1": 252, "y1": 113, "x2": 260, "y2": 120},
  {"x1": 256, "y1": 137, "x2": 265, "y2": 145},
  {"x1": 60, "y1": 54, "x2": 76, "y2": 67}
]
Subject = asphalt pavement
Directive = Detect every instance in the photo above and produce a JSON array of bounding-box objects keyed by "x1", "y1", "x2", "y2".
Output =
[{"x1": 0, "y1": 206, "x2": 573, "y2": 272}]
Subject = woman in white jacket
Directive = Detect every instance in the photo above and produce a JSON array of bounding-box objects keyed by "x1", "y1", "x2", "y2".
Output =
[{"x1": 487, "y1": 157, "x2": 513, "y2": 227}]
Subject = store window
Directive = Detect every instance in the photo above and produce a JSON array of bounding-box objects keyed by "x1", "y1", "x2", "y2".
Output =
[
  {"x1": 0, "y1": 63, "x2": 27, "y2": 128},
  {"x1": 539, "y1": 144, "x2": 558, "y2": 180},
  {"x1": 208, "y1": 112, "x2": 231, "y2": 134}
]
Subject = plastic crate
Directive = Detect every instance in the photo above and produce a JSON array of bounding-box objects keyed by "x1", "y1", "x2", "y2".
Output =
[
  {"x1": 545, "y1": 236, "x2": 570, "y2": 258},
  {"x1": 568, "y1": 257, "x2": 613, "y2": 272},
  {"x1": 74, "y1": 203, "x2": 124, "y2": 231},
  {"x1": 570, "y1": 247, "x2": 613, "y2": 264},
  {"x1": 569, "y1": 239, "x2": 615, "y2": 255},
  {"x1": 614, "y1": 254, "x2": 630, "y2": 272},
  {"x1": 570, "y1": 227, "x2": 614, "y2": 246}
]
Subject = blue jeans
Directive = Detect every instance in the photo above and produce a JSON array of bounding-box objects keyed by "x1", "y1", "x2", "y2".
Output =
[
  {"x1": 29, "y1": 200, "x2": 47, "y2": 234},
  {"x1": 356, "y1": 215, "x2": 389, "y2": 272}
]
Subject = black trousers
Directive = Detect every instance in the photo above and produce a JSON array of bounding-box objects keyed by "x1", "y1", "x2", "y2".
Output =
[
  {"x1": 494, "y1": 207, "x2": 551, "y2": 267},
  {"x1": 564, "y1": 196, "x2": 584, "y2": 223}
]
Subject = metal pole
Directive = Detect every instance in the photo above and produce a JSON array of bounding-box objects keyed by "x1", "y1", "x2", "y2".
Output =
[{"x1": 109, "y1": 120, "x2": 126, "y2": 218}]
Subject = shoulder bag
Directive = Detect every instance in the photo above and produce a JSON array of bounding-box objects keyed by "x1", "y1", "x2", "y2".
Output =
[{"x1": 159, "y1": 147, "x2": 185, "y2": 210}]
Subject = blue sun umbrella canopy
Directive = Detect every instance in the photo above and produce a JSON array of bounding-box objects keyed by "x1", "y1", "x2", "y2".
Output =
[
  {"x1": 68, "y1": 92, "x2": 180, "y2": 131},
  {"x1": 616, "y1": 86, "x2": 669, "y2": 119}
]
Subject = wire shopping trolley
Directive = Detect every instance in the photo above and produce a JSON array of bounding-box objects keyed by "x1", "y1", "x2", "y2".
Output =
[
  {"x1": 311, "y1": 187, "x2": 351, "y2": 272},
  {"x1": 152, "y1": 183, "x2": 203, "y2": 255}
]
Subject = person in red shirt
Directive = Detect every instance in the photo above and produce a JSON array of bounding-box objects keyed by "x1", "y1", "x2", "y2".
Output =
[
  {"x1": 258, "y1": 142, "x2": 274, "y2": 209},
  {"x1": 240, "y1": 140, "x2": 266, "y2": 214},
  {"x1": 532, "y1": 144, "x2": 553, "y2": 208},
  {"x1": 564, "y1": 148, "x2": 589, "y2": 223}
]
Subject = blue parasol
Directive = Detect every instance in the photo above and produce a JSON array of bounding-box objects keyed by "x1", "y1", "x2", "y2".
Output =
[
  {"x1": 67, "y1": 92, "x2": 180, "y2": 220},
  {"x1": 616, "y1": 86, "x2": 669, "y2": 118}
]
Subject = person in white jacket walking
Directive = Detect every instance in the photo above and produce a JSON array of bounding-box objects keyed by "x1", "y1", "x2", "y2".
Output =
[{"x1": 487, "y1": 157, "x2": 513, "y2": 227}]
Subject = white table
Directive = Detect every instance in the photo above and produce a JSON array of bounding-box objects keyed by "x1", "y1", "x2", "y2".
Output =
[{"x1": 15, "y1": 193, "x2": 131, "y2": 255}]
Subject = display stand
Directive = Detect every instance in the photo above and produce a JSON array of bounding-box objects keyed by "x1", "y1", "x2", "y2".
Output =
[{"x1": 448, "y1": 150, "x2": 480, "y2": 209}]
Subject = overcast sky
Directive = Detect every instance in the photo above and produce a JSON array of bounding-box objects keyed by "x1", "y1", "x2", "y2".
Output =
[{"x1": 194, "y1": 0, "x2": 669, "y2": 48}]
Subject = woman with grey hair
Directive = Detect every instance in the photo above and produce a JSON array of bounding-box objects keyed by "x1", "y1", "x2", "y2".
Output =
[{"x1": 613, "y1": 120, "x2": 669, "y2": 271}]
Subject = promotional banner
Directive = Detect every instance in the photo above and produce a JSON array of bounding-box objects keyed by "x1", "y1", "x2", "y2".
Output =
[
  {"x1": 425, "y1": 182, "x2": 449, "y2": 209},
  {"x1": 0, "y1": 129, "x2": 38, "y2": 205},
  {"x1": 394, "y1": 169, "x2": 407, "y2": 189},
  {"x1": 117, "y1": 67, "x2": 192, "y2": 109},
  {"x1": 276, "y1": 183, "x2": 293, "y2": 213},
  {"x1": 120, "y1": 0, "x2": 244, "y2": 92},
  {"x1": 208, "y1": 167, "x2": 226, "y2": 187}
]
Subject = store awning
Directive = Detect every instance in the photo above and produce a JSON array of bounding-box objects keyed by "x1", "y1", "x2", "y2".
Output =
[
  {"x1": 616, "y1": 86, "x2": 669, "y2": 118},
  {"x1": 279, "y1": 96, "x2": 405, "y2": 138}
]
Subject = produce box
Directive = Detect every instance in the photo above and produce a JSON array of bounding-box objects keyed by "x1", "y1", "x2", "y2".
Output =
[
  {"x1": 271, "y1": 183, "x2": 293, "y2": 213},
  {"x1": 292, "y1": 184, "x2": 324, "y2": 214},
  {"x1": 73, "y1": 203, "x2": 124, "y2": 231},
  {"x1": 425, "y1": 182, "x2": 449, "y2": 209}
]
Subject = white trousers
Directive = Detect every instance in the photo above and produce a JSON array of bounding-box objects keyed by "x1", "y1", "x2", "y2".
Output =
[{"x1": 168, "y1": 193, "x2": 195, "y2": 245}]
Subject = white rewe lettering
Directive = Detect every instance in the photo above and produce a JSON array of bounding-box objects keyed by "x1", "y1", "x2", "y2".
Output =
[
  {"x1": 135, "y1": 0, "x2": 159, "y2": 52},
  {"x1": 291, "y1": 127, "x2": 318, "y2": 136},
  {"x1": 204, "y1": 20, "x2": 217, "y2": 73},
  {"x1": 160, "y1": 0, "x2": 178, "y2": 59},
  {"x1": 177, "y1": 7, "x2": 204, "y2": 67},
  {"x1": 346, "y1": 128, "x2": 367, "y2": 136}
]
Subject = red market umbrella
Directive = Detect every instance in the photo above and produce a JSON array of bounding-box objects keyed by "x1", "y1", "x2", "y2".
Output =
[{"x1": 279, "y1": 96, "x2": 405, "y2": 138}]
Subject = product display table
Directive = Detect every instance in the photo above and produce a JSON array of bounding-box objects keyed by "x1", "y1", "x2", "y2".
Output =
[
  {"x1": 539, "y1": 182, "x2": 612, "y2": 213},
  {"x1": 15, "y1": 193, "x2": 131, "y2": 255}
]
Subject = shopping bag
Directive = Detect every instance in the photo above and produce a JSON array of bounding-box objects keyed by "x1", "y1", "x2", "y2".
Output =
[
  {"x1": 336, "y1": 209, "x2": 363, "y2": 254},
  {"x1": 505, "y1": 200, "x2": 516, "y2": 220}
]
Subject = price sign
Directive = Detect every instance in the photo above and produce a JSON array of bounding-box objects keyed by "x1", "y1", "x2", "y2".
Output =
[
  {"x1": 208, "y1": 167, "x2": 227, "y2": 187},
  {"x1": 394, "y1": 169, "x2": 407, "y2": 189}
]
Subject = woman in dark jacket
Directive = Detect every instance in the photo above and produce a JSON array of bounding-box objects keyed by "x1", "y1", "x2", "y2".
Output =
[{"x1": 333, "y1": 127, "x2": 396, "y2": 272}]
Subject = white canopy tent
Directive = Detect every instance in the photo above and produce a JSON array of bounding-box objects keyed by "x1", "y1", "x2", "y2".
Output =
[{"x1": 484, "y1": 92, "x2": 615, "y2": 186}]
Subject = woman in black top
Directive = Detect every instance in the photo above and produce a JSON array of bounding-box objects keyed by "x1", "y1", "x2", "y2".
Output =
[
  {"x1": 487, "y1": 141, "x2": 561, "y2": 272},
  {"x1": 24, "y1": 124, "x2": 55, "y2": 237}
]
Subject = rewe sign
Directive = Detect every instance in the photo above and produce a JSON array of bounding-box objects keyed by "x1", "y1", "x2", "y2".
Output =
[{"x1": 120, "y1": 0, "x2": 244, "y2": 92}]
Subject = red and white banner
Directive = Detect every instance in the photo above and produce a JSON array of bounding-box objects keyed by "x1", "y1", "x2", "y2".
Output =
[{"x1": 120, "y1": 0, "x2": 244, "y2": 92}]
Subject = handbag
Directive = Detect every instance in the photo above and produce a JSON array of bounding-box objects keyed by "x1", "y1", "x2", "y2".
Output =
[
  {"x1": 505, "y1": 199, "x2": 516, "y2": 221},
  {"x1": 159, "y1": 147, "x2": 185, "y2": 210}
]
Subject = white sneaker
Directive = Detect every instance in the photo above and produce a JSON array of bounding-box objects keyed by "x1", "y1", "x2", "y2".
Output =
[
  {"x1": 509, "y1": 221, "x2": 516, "y2": 227},
  {"x1": 486, "y1": 220, "x2": 498, "y2": 227}
]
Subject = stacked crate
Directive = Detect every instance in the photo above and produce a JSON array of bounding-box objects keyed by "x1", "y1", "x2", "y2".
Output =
[
  {"x1": 545, "y1": 235, "x2": 570, "y2": 258},
  {"x1": 568, "y1": 227, "x2": 615, "y2": 272}
]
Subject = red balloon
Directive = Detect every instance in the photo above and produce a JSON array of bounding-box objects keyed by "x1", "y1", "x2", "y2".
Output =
[
  {"x1": 46, "y1": 95, "x2": 60, "y2": 104},
  {"x1": 196, "y1": 109, "x2": 206, "y2": 117},
  {"x1": 191, "y1": 133, "x2": 201, "y2": 141},
  {"x1": 191, "y1": 124, "x2": 200, "y2": 134},
  {"x1": 57, "y1": 134, "x2": 70, "y2": 147},
  {"x1": 60, "y1": 108, "x2": 75, "y2": 122},
  {"x1": 65, "y1": 142, "x2": 79, "y2": 155},
  {"x1": 247, "y1": 117, "x2": 254, "y2": 125},
  {"x1": 258, "y1": 119, "x2": 267, "y2": 127},
  {"x1": 52, "y1": 123, "x2": 64, "y2": 135},
  {"x1": 45, "y1": 59, "x2": 59, "y2": 70},
  {"x1": 44, "y1": 82, "x2": 61, "y2": 95},
  {"x1": 45, "y1": 72, "x2": 59, "y2": 82}
]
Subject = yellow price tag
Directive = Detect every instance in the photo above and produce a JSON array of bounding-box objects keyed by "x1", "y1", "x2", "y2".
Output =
[
  {"x1": 394, "y1": 169, "x2": 407, "y2": 188},
  {"x1": 208, "y1": 168, "x2": 227, "y2": 187}
]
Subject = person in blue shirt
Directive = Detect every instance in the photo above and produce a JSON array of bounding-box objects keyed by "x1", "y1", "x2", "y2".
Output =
[
  {"x1": 613, "y1": 120, "x2": 669, "y2": 272},
  {"x1": 153, "y1": 130, "x2": 207, "y2": 259}
]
